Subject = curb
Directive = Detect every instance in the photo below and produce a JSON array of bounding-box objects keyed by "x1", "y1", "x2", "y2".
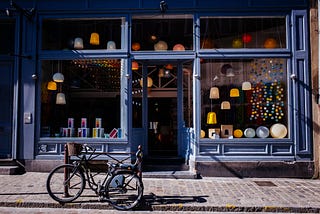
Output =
[{"x1": 0, "y1": 201, "x2": 319, "y2": 213}]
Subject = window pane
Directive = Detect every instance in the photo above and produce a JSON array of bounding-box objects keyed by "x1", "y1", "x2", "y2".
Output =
[
  {"x1": 132, "y1": 15, "x2": 193, "y2": 51},
  {"x1": 41, "y1": 59, "x2": 122, "y2": 138},
  {"x1": 0, "y1": 20, "x2": 15, "y2": 54},
  {"x1": 42, "y1": 18, "x2": 123, "y2": 50},
  {"x1": 200, "y1": 17, "x2": 286, "y2": 49},
  {"x1": 183, "y1": 62, "x2": 193, "y2": 127},
  {"x1": 201, "y1": 58, "x2": 288, "y2": 139}
]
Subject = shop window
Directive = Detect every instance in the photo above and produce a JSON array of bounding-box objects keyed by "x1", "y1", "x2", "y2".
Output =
[
  {"x1": 42, "y1": 18, "x2": 123, "y2": 50},
  {"x1": 40, "y1": 59, "x2": 123, "y2": 139},
  {"x1": 0, "y1": 20, "x2": 15, "y2": 55},
  {"x1": 200, "y1": 17, "x2": 286, "y2": 49},
  {"x1": 132, "y1": 15, "x2": 193, "y2": 51},
  {"x1": 201, "y1": 58, "x2": 288, "y2": 139},
  {"x1": 183, "y1": 62, "x2": 193, "y2": 127}
]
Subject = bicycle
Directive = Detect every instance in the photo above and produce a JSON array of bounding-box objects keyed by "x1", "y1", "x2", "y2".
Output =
[{"x1": 46, "y1": 143, "x2": 144, "y2": 211}]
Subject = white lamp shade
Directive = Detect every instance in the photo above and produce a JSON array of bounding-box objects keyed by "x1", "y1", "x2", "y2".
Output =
[
  {"x1": 209, "y1": 87, "x2": 219, "y2": 99},
  {"x1": 53, "y1": 72, "x2": 64, "y2": 83},
  {"x1": 154, "y1": 40, "x2": 168, "y2": 51},
  {"x1": 107, "y1": 41, "x2": 116, "y2": 50},
  {"x1": 242, "y1": 81, "x2": 252, "y2": 90},
  {"x1": 74, "y1": 37, "x2": 84, "y2": 49},
  {"x1": 221, "y1": 101, "x2": 231, "y2": 109},
  {"x1": 226, "y1": 68, "x2": 235, "y2": 77},
  {"x1": 56, "y1": 93, "x2": 66, "y2": 105}
]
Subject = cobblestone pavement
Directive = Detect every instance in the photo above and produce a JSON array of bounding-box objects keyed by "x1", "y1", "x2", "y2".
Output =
[{"x1": 0, "y1": 172, "x2": 320, "y2": 213}]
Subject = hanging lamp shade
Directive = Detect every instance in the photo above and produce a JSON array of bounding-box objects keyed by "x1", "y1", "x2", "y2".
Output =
[
  {"x1": 47, "y1": 81, "x2": 57, "y2": 91},
  {"x1": 230, "y1": 88, "x2": 240, "y2": 97},
  {"x1": 107, "y1": 41, "x2": 116, "y2": 50},
  {"x1": 132, "y1": 42, "x2": 141, "y2": 51},
  {"x1": 56, "y1": 93, "x2": 66, "y2": 105},
  {"x1": 74, "y1": 37, "x2": 84, "y2": 49},
  {"x1": 207, "y1": 112, "x2": 217, "y2": 124},
  {"x1": 242, "y1": 81, "x2": 252, "y2": 90},
  {"x1": 221, "y1": 101, "x2": 231, "y2": 110},
  {"x1": 209, "y1": 87, "x2": 220, "y2": 99},
  {"x1": 132, "y1": 61, "x2": 139, "y2": 70},
  {"x1": 173, "y1": 44, "x2": 185, "y2": 51},
  {"x1": 90, "y1": 32, "x2": 100, "y2": 45},
  {"x1": 226, "y1": 68, "x2": 235, "y2": 77},
  {"x1": 154, "y1": 40, "x2": 168, "y2": 51},
  {"x1": 53, "y1": 72, "x2": 64, "y2": 83},
  {"x1": 139, "y1": 77, "x2": 153, "y2": 88}
]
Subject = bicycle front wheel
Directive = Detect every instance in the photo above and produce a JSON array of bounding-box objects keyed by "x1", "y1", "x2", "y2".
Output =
[
  {"x1": 46, "y1": 164, "x2": 85, "y2": 203},
  {"x1": 106, "y1": 171, "x2": 144, "y2": 210}
]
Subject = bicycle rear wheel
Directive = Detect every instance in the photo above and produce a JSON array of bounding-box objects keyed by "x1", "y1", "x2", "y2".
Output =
[
  {"x1": 46, "y1": 164, "x2": 85, "y2": 203},
  {"x1": 106, "y1": 171, "x2": 143, "y2": 210}
]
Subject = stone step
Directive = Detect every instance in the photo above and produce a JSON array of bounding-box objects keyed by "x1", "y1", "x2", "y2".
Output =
[{"x1": 0, "y1": 166, "x2": 21, "y2": 175}]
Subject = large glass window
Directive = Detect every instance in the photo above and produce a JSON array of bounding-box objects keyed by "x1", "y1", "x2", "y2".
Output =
[
  {"x1": 200, "y1": 17, "x2": 286, "y2": 49},
  {"x1": 201, "y1": 58, "x2": 288, "y2": 139},
  {"x1": 41, "y1": 59, "x2": 123, "y2": 139},
  {"x1": 42, "y1": 18, "x2": 123, "y2": 50},
  {"x1": 132, "y1": 15, "x2": 193, "y2": 51},
  {"x1": 0, "y1": 19, "x2": 15, "y2": 54}
]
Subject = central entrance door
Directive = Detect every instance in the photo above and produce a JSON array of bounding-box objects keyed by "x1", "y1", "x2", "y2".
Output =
[
  {"x1": 148, "y1": 97, "x2": 177, "y2": 156},
  {"x1": 132, "y1": 60, "x2": 193, "y2": 160}
]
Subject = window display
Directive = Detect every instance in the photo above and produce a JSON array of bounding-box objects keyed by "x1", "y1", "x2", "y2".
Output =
[
  {"x1": 42, "y1": 18, "x2": 123, "y2": 50},
  {"x1": 132, "y1": 15, "x2": 193, "y2": 51},
  {"x1": 40, "y1": 59, "x2": 123, "y2": 138},
  {"x1": 0, "y1": 20, "x2": 15, "y2": 54},
  {"x1": 201, "y1": 58, "x2": 288, "y2": 139},
  {"x1": 200, "y1": 17, "x2": 286, "y2": 49}
]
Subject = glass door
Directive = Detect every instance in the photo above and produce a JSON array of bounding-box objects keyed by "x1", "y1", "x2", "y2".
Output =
[{"x1": 0, "y1": 62, "x2": 14, "y2": 159}]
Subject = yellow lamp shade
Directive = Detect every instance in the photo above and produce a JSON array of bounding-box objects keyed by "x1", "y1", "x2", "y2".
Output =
[
  {"x1": 232, "y1": 38, "x2": 243, "y2": 48},
  {"x1": 47, "y1": 81, "x2": 57, "y2": 91},
  {"x1": 242, "y1": 81, "x2": 252, "y2": 90},
  {"x1": 230, "y1": 88, "x2": 240, "y2": 97},
  {"x1": 90, "y1": 32, "x2": 100, "y2": 45},
  {"x1": 209, "y1": 87, "x2": 219, "y2": 99},
  {"x1": 264, "y1": 38, "x2": 278, "y2": 49},
  {"x1": 200, "y1": 130, "x2": 205, "y2": 138},
  {"x1": 207, "y1": 112, "x2": 217, "y2": 124},
  {"x1": 221, "y1": 101, "x2": 231, "y2": 110},
  {"x1": 139, "y1": 77, "x2": 153, "y2": 88},
  {"x1": 56, "y1": 93, "x2": 66, "y2": 105},
  {"x1": 132, "y1": 61, "x2": 139, "y2": 70},
  {"x1": 234, "y1": 129, "x2": 243, "y2": 138}
]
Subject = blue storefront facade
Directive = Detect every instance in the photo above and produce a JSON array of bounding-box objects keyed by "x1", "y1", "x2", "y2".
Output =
[{"x1": 0, "y1": 0, "x2": 316, "y2": 177}]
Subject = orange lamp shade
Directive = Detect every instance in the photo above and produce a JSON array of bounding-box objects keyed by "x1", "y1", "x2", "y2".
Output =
[
  {"x1": 230, "y1": 88, "x2": 240, "y2": 97},
  {"x1": 264, "y1": 38, "x2": 278, "y2": 49},
  {"x1": 132, "y1": 42, "x2": 141, "y2": 51},
  {"x1": 173, "y1": 44, "x2": 185, "y2": 51},
  {"x1": 90, "y1": 32, "x2": 100, "y2": 45},
  {"x1": 47, "y1": 81, "x2": 57, "y2": 91},
  {"x1": 132, "y1": 61, "x2": 139, "y2": 70},
  {"x1": 234, "y1": 129, "x2": 243, "y2": 138}
]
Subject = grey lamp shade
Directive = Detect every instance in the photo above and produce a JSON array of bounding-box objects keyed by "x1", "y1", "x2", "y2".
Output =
[
  {"x1": 56, "y1": 93, "x2": 66, "y2": 105},
  {"x1": 53, "y1": 72, "x2": 64, "y2": 83}
]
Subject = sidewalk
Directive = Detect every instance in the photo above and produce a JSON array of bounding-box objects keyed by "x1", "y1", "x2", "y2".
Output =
[{"x1": 0, "y1": 172, "x2": 320, "y2": 212}]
